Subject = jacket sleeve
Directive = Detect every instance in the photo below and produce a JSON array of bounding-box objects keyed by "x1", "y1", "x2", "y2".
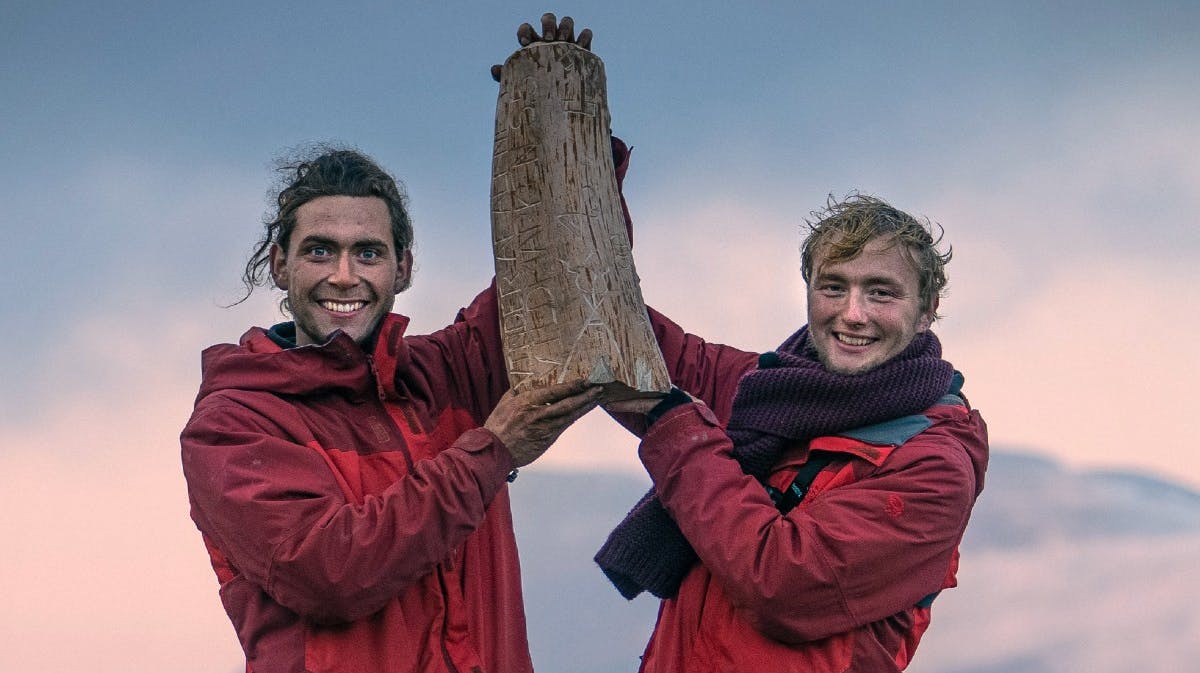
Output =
[
  {"x1": 640, "y1": 404, "x2": 978, "y2": 643},
  {"x1": 614, "y1": 133, "x2": 757, "y2": 422},
  {"x1": 181, "y1": 396, "x2": 514, "y2": 624},
  {"x1": 646, "y1": 306, "x2": 758, "y2": 423},
  {"x1": 403, "y1": 280, "x2": 509, "y2": 423}
]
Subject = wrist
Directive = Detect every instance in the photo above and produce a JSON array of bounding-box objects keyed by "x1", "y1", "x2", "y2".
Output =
[{"x1": 646, "y1": 387, "x2": 693, "y2": 426}]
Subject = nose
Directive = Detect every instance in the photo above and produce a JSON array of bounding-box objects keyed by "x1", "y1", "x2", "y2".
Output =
[
  {"x1": 841, "y1": 288, "x2": 868, "y2": 324},
  {"x1": 328, "y1": 253, "x2": 359, "y2": 287}
]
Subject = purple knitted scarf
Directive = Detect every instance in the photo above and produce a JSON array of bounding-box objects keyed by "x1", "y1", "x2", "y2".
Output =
[{"x1": 594, "y1": 325, "x2": 954, "y2": 600}]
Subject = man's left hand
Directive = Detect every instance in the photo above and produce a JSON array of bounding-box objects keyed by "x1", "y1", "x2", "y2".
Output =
[{"x1": 491, "y1": 12, "x2": 594, "y2": 82}]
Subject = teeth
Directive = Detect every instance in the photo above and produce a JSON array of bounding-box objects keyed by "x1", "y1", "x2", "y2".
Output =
[
  {"x1": 836, "y1": 333, "x2": 873, "y2": 346},
  {"x1": 321, "y1": 301, "x2": 365, "y2": 313}
]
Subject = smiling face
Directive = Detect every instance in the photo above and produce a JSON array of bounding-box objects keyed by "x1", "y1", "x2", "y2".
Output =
[
  {"x1": 269, "y1": 195, "x2": 412, "y2": 347},
  {"x1": 806, "y1": 236, "x2": 934, "y2": 375}
]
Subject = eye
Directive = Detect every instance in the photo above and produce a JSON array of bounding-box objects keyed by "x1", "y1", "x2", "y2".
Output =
[
  {"x1": 868, "y1": 288, "x2": 899, "y2": 301},
  {"x1": 817, "y1": 283, "x2": 844, "y2": 296},
  {"x1": 307, "y1": 245, "x2": 331, "y2": 257},
  {"x1": 358, "y1": 248, "x2": 383, "y2": 261}
]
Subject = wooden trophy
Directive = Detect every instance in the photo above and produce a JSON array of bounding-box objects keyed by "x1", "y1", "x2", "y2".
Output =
[{"x1": 491, "y1": 42, "x2": 670, "y2": 400}]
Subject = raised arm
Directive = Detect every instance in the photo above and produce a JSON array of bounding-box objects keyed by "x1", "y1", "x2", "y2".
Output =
[
  {"x1": 646, "y1": 307, "x2": 759, "y2": 421},
  {"x1": 639, "y1": 401, "x2": 980, "y2": 642},
  {"x1": 182, "y1": 397, "x2": 509, "y2": 622},
  {"x1": 182, "y1": 378, "x2": 599, "y2": 623}
]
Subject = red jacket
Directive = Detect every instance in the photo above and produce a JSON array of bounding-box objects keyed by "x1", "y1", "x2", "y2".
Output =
[
  {"x1": 180, "y1": 287, "x2": 528, "y2": 673},
  {"x1": 640, "y1": 310, "x2": 989, "y2": 673}
]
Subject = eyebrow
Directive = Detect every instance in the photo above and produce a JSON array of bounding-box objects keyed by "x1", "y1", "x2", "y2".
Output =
[
  {"x1": 815, "y1": 270, "x2": 905, "y2": 287},
  {"x1": 862, "y1": 275, "x2": 905, "y2": 287},
  {"x1": 297, "y1": 235, "x2": 391, "y2": 250}
]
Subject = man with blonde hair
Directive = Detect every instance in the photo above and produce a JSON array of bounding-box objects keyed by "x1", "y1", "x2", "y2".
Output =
[{"x1": 598, "y1": 194, "x2": 989, "y2": 673}]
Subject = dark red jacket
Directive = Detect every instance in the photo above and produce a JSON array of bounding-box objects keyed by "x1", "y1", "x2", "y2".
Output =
[
  {"x1": 180, "y1": 288, "x2": 528, "y2": 673},
  {"x1": 639, "y1": 310, "x2": 989, "y2": 672}
]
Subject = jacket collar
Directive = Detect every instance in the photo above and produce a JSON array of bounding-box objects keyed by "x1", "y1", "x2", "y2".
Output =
[
  {"x1": 196, "y1": 313, "x2": 412, "y2": 403},
  {"x1": 780, "y1": 394, "x2": 969, "y2": 469}
]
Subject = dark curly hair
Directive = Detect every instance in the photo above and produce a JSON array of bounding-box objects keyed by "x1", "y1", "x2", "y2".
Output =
[
  {"x1": 801, "y1": 193, "x2": 951, "y2": 319},
  {"x1": 236, "y1": 145, "x2": 414, "y2": 308}
]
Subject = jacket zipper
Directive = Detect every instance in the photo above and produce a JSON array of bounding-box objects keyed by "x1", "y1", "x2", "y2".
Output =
[{"x1": 365, "y1": 354, "x2": 418, "y2": 471}]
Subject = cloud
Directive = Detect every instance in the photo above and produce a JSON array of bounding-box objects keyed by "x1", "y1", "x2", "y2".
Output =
[
  {"x1": 940, "y1": 254, "x2": 1200, "y2": 488},
  {"x1": 0, "y1": 320, "x2": 244, "y2": 672},
  {"x1": 0, "y1": 449, "x2": 243, "y2": 673},
  {"x1": 917, "y1": 534, "x2": 1200, "y2": 672},
  {"x1": 631, "y1": 196, "x2": 809, "y2": 351},
  {"x1": 919, "y1": 57, "x2": 1200, "y2": 263},
  {"x1": 3, "y1": 151, "x2": 266, "y2": 421}
]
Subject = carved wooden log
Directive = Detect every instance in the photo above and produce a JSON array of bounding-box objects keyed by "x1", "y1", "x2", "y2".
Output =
[{"x1": 491, "y1": 42, "x2": 670, "y2": 399}]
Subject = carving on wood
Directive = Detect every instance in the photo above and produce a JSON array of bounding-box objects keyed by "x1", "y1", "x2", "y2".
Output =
[{"x1": 491, "y1": 43, "x2": 670, "y2": 399}]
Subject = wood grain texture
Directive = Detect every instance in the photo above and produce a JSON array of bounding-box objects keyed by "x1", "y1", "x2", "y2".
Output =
[{"x1": 491, "y1": 42, "x2": 669, "y2": 399}]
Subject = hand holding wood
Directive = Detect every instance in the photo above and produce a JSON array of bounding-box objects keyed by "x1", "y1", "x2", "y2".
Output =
[
  {"x1": 484, "y1": 380, "x2": 604, "y2": 467},
  {"x1": 492, "y1": 13, "x2": 593, "y2": 82}
]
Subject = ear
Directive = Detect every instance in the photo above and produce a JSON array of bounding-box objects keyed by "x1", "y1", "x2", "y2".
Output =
[
  {"x1": 268, "y1": 243, "x2": 289, "y2": 290},
  {"x1": 393, "y1": 248, "x2": 413, "y2": 294},
  {"x1": 917, "y1": 296, "x2": 939, "y2": 332}
]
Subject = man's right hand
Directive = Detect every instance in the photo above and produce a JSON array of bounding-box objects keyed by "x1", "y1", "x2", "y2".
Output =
[
  {"x1": 517, "y1": 12, "x2": 593, "y2": 49},
  {"x1": 484, "y1": 379, "x2": 603, "y2": 467}
]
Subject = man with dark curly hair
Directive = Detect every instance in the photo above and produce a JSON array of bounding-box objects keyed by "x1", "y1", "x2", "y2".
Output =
[{"x1": 180, "y1": 141, "x2": 603, "y2": 672}]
